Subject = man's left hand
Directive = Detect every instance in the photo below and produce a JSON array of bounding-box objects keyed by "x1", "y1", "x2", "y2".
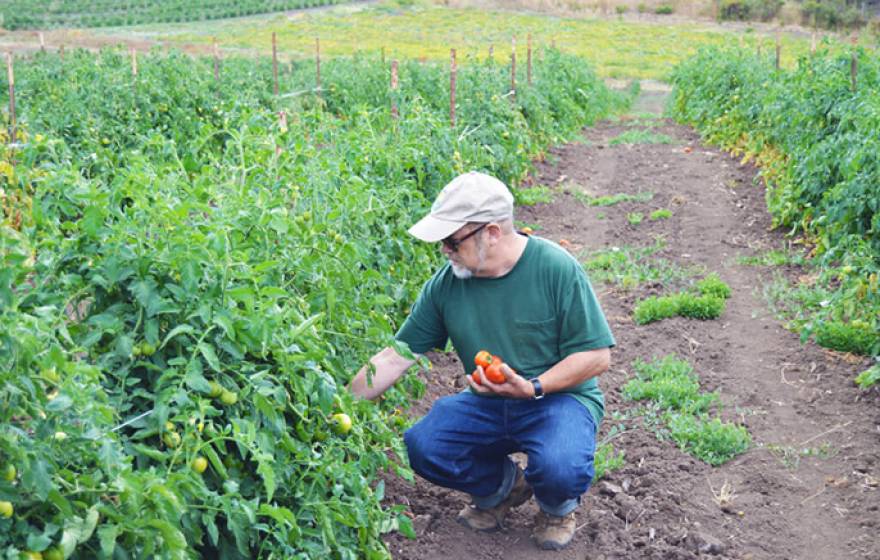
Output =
[{"x1": 466, "y1": 363, "x2": 534, "y2": 399}]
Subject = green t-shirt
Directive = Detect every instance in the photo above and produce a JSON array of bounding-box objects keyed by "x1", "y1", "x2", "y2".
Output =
[{"x1": 395, "y1": 235, "x2": 615, "y2": 425}]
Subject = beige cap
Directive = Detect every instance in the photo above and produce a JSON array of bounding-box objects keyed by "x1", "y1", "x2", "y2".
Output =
[{"x1": 408, "y1": 171, "x2": 514, "y2": 242}]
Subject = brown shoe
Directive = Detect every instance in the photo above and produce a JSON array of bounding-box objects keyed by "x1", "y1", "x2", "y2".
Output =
[
  {"x1": 532, "y1": 510, "x2": 577, "y2": 550},
  {"x1": 457, "y1": 467, "x2": 533, "y2": 532}
]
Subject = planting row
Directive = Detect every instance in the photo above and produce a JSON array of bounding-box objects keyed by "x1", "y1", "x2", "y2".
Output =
[
  {"x1": 0, "y1": 49, "x2": 627, "y2": 558},
  {"x1": 1, "y1": 0, "x2": 352, "y2": 30},
  {"x1": 670, "y1": 46, "x2": 880, "y2": 385}
]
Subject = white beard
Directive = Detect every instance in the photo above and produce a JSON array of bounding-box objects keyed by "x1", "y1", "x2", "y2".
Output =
[
  {"x1": 451, "y1": 262, "x2": 474, "y2": 279},
  {"x1": 449, "y1": 239, "x2": 486, "y2": 279}
]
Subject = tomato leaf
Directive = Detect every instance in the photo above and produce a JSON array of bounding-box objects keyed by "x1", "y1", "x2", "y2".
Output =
[{"x1": 197, "y1": 342, "x2": 221, "y2": 372}]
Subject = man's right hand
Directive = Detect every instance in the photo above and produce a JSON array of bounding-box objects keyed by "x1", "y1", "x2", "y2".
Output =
[{"x1": 349, "y1": 346, "x2": 416, "y2": 400}]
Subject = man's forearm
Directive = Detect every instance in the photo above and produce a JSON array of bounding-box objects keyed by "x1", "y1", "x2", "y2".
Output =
[
  {"x1": 537, "y1": 348, "x2": 611, "y2": 395},
  {"x1": 349, "y1": 346, "x2": 417, "y2": 400}
]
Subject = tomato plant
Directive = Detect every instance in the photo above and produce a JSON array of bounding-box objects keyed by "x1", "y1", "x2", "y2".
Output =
[{"x1": 0, "y1": 46, "x2": 623, "y2": 558}]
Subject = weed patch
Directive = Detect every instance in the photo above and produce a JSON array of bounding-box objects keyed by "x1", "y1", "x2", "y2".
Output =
[
  {"x1": 608, "y1": 129, "x2": 675, "y2": 145},
  {"x1": 634, "y1": 274, "x2": 731, "y2": 324},
  {"x1": 624, "y1": 355, "x2": 750, "y2": 465}
]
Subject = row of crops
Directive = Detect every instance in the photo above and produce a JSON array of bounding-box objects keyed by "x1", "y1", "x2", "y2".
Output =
[
  {"x1": 0, "y1": 47, "x2": 627, "y2": 558},
  {"x1": 670, "y1": 45, "x2": 880, "y2": 386},
  {"x1": 1, "y1": 0, "x2": 352, "y2": 30}
]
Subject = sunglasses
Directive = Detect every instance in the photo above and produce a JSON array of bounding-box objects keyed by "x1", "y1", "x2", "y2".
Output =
[{"x1": 441, "y1": 223, "x2": 488, "y2": 252}]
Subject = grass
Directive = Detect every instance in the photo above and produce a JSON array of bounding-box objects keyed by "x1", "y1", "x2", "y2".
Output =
[
  {"x1": 623, "y1": 354, "x2": 751, "y2": 465},
  {"x1": 623, "y1": 354, "x2": 718, "y2": 413},
  {"x1": 87, "y1": 1, "x2": 816, "y2": 80},
  {"x1": 513, "y1": 185, "x2": 554, "y2": 206},
  {"x1": 626, "y1": 211, "x2": 644, "y2": 225},
  {"x1": 633, "y1": 272, "x2": 731, "y2": 324},
  {"x1": 608, "y1": 129, "x2": 675, "y2": 145},
  {"x1": 583, "y1": 239, "x2": 700, "y2": 291},
  {"x1": 593, "y1": 442, "x2": 625, "y2": 480},
  {"x1": 649, "y1": 208, "x2": 671, "y2": 220},
  {"x1": 574, "y1": 190, "x2": 654, "y2": 207}
]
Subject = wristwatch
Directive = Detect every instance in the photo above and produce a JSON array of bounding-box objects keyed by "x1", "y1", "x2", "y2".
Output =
[{"x1": 530, "y1": 378, "x2": 544, "y2": 400}]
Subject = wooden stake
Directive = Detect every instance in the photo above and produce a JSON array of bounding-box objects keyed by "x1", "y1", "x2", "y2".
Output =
[
  {"x1": 6, "y1": 53, "x2": 15, "y2": 146},
  {"x1": 272, "y1": 32, "x2": 279, "y2": 96},
  {"x1": 811, "y1": 30, "x2": 817, "y2": 54},
  {"x1": 381, "y1": 46, "x2": 386, "y2": 65},
  {"x1": 39, "y1": 32, "x2": 45, "y2": 52},
  {"x1": 59, "y1": 44, "x2": 64, "y2": 60},
  {"x1": 315, "y1": 37, "x2": 321, "y2": 93},
  {"x1": 527, "y1": 33, "x2": 532, "y2": 86},
  {"x1": 450, "y1": 49, "x2": 457, "y2": 128},
  {"x1": 130, "y1": 47, "x2": 137, "y2": 91},
  {"x1": 390, "y1": 59, "x2": 399, "y2": 120},
  {"x1": 488, "y1": 44, "x2": 494, "y2": 59},
  {"x1": 510, "y1": 36, "x2": 517, "y2": 100}
]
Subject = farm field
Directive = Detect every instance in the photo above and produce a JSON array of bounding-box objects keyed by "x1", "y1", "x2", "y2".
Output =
[
  {"x1": 1, "y1": 2, "x2": 823, "y2": 80},
  {"x1": 2, "y1": 1, "x2": 879, "y2": 559}
]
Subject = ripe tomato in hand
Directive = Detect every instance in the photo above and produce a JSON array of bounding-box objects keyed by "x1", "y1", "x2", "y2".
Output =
[
  {"x1": 471, "y1": 369, "x2": 482, "y2": 385},
  {"x1": 474, "y1": 351, "x2": 493, "y2": 369},
  {"x1": 484, "y1": 361, "x2": 506, "y2": 384}
]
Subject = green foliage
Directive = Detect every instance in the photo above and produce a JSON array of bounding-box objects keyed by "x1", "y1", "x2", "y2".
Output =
[
  {"x1": 670, "y1": 46, "x2": 880, "y2": 376},
  {"x1": 634, "y1": 293, "x2": 726, "y2": 324},
  {"x1": 718, "y1": 0, "x2": 783, "y2": 22},
  {"x1": 649, "y1": 208, "x2": 672, "y2": 220},
  {"x1": 0, "y1": 0, "x2": 351, "y2": 29},
  {"x1": 800, "y1": 0, "x2": 867, "y2": 30},
  {"x1": 608, "y1": 129, "x2": 674, "y2": 145},
  {"x1": 665, "y1": 412, "x2": 752, "y2": 466},
  {"x1": 627, "y1": 212, "x2": 644, "y2": 225},
  {"x1": 583, "y1": 239, "x2": 700, "y2": 291},
  {"x1": 513, "y1": 185, "x2": 554, "y2": 206},
  {"x1": 696, "y1": 273, "x2": 732, "y2": 300},
  {"x1": 813, "y1": 320, "x2": 879, "y2": 356},
  {"x1": 578, "y1": 191, "x2": 654, "y2": 207},
  {"x1": 623, "y1": 355, "x2": 750, "y2": 465},
  {"x1": 623, "y1": 355, "x2": 718, "y2": 413},
  {"x1": 634, "y1": 273, "x2": 730, "y2": 324},
  {"x1": 655, "y1": 4, "x2": 675, "y2": 15},
  {"x1": 855, "y1": 363, "x2": 880, "y2": 388},
  {"x1": 593, "y1": 442, "x2": 625, "y2": 481},
  {"x1": 0, "y1": 47, "x2": 624, "y2": 558}
]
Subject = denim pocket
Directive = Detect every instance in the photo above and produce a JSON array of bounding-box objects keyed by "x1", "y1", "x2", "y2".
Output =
[{"x1": 511, "y1": 316, "x2": 558, "y2": 372}]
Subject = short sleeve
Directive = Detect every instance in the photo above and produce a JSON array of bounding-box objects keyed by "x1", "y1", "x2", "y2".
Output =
[
  {"x1": 557, "y1": 268, "x2": 615, "y2": 357},
  {"x1": 395, "y1": 276, "x2": 449, "y2": 355}
]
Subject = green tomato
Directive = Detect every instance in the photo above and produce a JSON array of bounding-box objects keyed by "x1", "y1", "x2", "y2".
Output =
[
  {"x1": 330, "y1": 413, "x2": 352, "y2": 435},
  {"x1": 191, "y1": 456, "x2": 208, "y2": 474},
  {"x1": 0, "y1": 500, "x2": 12, "y2": 518},
  {"x1": 219, "y1": 390, "x2": 238, "y2": 406},
  {"x1": 43, "y1": 548, "x2": 63, "y2": 560},
  {"x1": 162, "y1": 431, "x2": 181, "y2": 448},
  {"x1": 140, "y1": 342, "x2": 156, "y2": 356},
  {"x1": 208, "y1": 381, "x2": 223, "y2": 398},
  {"x1": 3, "y1": 464, "x2": 15, "y2": 482}
]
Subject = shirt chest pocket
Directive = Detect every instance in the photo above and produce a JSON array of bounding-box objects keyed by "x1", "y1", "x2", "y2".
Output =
[{"x1": 511, "y1": 316, "x2": 558, "y2": 372}]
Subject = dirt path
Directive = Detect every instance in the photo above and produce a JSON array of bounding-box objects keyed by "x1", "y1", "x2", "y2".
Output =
[{"x1": 383, "y1": 106, "x2": 880, "y2": 559}]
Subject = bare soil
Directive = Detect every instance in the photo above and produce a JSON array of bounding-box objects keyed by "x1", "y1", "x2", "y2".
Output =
[{"x1": 382, "y1": 115, "x2": 880, "y2": 559}]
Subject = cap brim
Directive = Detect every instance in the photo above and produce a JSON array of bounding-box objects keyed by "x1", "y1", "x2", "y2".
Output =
[{"x1": 408, "y1": 214, "x2": 466, "y2": 243}]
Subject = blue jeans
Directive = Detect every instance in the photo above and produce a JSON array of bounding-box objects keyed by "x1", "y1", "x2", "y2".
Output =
[{"x1": 403, "y1": 392, "x2": 597, "y2": 517}]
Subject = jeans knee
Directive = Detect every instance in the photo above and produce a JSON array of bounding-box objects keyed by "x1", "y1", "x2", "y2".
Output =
[{"x1": 538, "y1": 458, "x2": 594, "y2": 498}]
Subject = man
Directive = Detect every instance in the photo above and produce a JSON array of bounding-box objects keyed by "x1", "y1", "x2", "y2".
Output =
[{"x1": 349, "y1": 171, "x2": 614, "y2": 550}]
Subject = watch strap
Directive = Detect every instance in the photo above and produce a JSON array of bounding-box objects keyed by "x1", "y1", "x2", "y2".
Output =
[{"x1": 530, "y1": 378, "x2": 544, "y2": 400}]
